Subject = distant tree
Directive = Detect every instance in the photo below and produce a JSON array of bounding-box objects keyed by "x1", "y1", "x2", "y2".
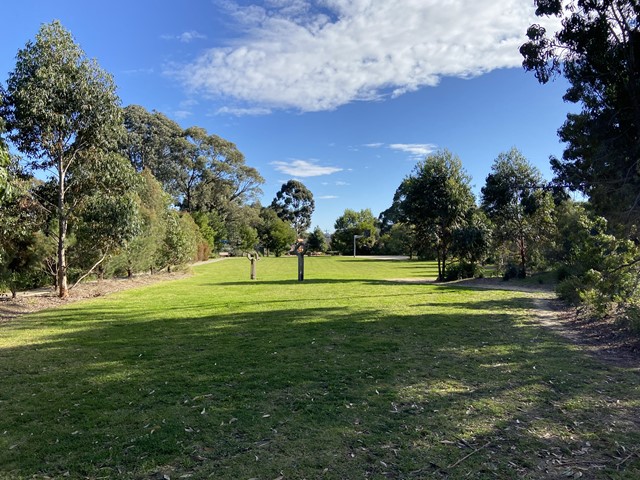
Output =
[
  {"x1": 377, "y1": 222, "x2": 417, "y2": 257},
  {"x1": 258, "y1": 208, "x2": 296, "y2": 256},
  {"x1": 481, "y1": 148, "x2": 555, "y2": 277},
  {"x1": 521, "y1": 0, "x2": 640, "y2": 227},
  {"x1": 394, "y1": 150, "x2": 475, "y2": 280},
  {"x1": 121, "y1": 108, "x2": 264, "y2": 219},
  {"x1": 332, "y1": 208, "x2": 378, "y2": 255},
  {"x1": 271, "y1": 180, "x2": 315, "y2": 236},
  {"x1": 3, "y1": 21, "x2": 126, "y2": 297},
  {"x1": 307, "y1": 226, "x2": 328, "y2": 254},
  {"x1": 121, "y1": 105, "x2": 183, "y2": 188}
]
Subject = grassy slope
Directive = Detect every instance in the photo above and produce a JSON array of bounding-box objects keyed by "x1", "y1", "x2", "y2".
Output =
[{"x1": 0, "y1": 257, "x2": 638, "y2": 479}]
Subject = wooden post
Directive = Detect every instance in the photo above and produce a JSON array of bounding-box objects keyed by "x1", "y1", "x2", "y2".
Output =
[{"x1": 247, "y1": 252, "x2": 259, "y2": 280}]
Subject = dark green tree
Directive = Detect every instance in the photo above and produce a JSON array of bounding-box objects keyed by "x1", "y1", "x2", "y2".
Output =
[
  {"x1": 521, "y1": 0, "x2": 640, "y2": 227},
  {"x1": 0, "y1": 161, "x2": 48, "y2": 297},
  {"x1": 3, "y1": 21, "x2": 126, "y2": 297},
  {"x1": 481, "y1": 148, "x2": 555, "y2": 277},
  {"x1": 394, "y1": 150, "x2": 475, "y2": 280},
  {"x1": 271, "y1": 180, "x2": 315, "y2": 236},
  {"x1": 257, "y1": 208, "x2": 296, "y2": 256},
  {"x1": 307, "y1": 226, "x2": 328, "y2": 254},
  {"x1": 331, "y1": 208, "x2": 378, "y2": 255}
]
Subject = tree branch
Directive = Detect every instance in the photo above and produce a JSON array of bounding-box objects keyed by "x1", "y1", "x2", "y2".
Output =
[{"x1": 70, "y1": 252, "x2": 108, "y2": 290}]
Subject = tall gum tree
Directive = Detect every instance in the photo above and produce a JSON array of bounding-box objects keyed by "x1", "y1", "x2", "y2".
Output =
[
  {"x1": 394, "y1": 150, "x2": 475, "y2": 280},
  {"x1": 521, "y1": 0, "x2": 640, "y2": 227},
  {"x1": 3, "y1": 21, "x2": 124, "y2": 297}
]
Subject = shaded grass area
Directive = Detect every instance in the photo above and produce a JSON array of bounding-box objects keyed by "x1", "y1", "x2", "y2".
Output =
[{"x1": 0, "y1": 257, "x2": 639, "y2": 479}]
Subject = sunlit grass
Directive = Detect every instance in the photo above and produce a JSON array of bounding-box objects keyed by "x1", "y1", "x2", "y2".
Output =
[{"x1": 0, "y1": 256, "x2": 638, "y2": 479}]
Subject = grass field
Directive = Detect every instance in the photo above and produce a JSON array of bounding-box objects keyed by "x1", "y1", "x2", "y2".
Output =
[{"x1": 1, "y1": 257, "x2": 639, "y2": 479}]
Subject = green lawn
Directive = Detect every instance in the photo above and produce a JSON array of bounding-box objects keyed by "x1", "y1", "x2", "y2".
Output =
[{"x1": 1, "y1": 257, "x2": 638, "y2": 479}]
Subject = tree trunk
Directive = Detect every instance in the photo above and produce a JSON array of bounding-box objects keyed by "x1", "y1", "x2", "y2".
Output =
[
  {"x1": 57, "y1": 157, "x2": 69, "y2": 298},
  {"x1": 441, "y1": 247, "x2": 447, "y2": 282},
  {"x1": 518, "y1": 235, "x2": 527, "y2": 278}
]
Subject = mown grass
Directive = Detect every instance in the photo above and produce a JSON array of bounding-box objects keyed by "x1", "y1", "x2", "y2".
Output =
[{"x1": 0, "y1": 257, "x2": 638, "y2": 479}]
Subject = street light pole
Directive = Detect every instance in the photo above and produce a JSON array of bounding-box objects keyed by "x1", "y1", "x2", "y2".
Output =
[{"x1": 353, "y1": 234, "x2": 363, "y2": 257}]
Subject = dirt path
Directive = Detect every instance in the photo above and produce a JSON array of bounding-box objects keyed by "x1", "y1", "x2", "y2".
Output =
[{"x1": 448, "y1": 277, "x2": 640, "y2": 369}]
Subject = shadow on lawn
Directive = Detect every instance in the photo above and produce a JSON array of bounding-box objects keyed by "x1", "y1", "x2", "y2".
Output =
[{"x1": 1, "y1": 293, "x2": 639, "y2": 479}]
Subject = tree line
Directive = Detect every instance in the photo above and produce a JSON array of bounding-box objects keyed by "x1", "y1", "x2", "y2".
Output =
[
  {"x1": 3, "y1": 0, "x2": 640, "y2": 336},
  {"x1": 0, "y1": 21, "x2": 322, "y2": 298}
]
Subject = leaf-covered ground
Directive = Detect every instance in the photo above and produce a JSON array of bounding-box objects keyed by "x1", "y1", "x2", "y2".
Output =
[{"x1": 0, "y1": 257, "x2": 638, "y2": 479}]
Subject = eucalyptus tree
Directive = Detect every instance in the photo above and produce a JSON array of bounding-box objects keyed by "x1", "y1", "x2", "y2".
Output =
[
  {"x1": 481, "y1": 148, "x2": 555, "y2": 277},
  {"x1": 394, "y1": 150, "x2": 475, "y2": 280},
  {"x1": 271, "y1": 179, "x2": 315, "y2": 236},
  {"x1": 121, "y1": 107, "x2": 263, "y2": 221},
  {"x1": 3, "y1": 21, "x2": 133, "y2": 297},
  {"x1": 121, "y1": 104, "x2": 184, "y2": 190},
  {"x1": 521, "y1": 0, "x2": 640, "y2": 227}
]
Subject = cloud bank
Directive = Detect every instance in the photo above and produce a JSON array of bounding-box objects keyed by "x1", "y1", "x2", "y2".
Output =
[{"x1": 179, "y1": 0, "x2": 557, "y2": 112}]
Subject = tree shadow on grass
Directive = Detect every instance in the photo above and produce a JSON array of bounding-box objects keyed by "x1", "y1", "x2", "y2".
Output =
[{"x1": 0, "y1": 294, "x2": 639, "y2": 479}]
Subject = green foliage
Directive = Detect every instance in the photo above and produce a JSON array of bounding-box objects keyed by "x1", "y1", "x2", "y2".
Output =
[
  {"x1": 376, "y1": 222, "x2": 417, "y2": 256},
  {"x1": 394, "y1": 149, "x2": 475, "y2": 280},
  {"x1": 451, "y1": 208, "x2": 492, "y2": 269},
  {"x1": 108, "y1": 169, "x2": 172, "y2": 276},
  {"x1": 121, "y1": 106, "x2": 264, "y2": 219},
  {"x1": 0, "y1": 139, "x2": 9, "y2": 201},
  {"x1": 158, "y1": 211, "x2": 200, "y2": 270},
  {"x1": 191, "y1": 211, "x2": 215, "y2": 252},
  {"x1": 257, "y1": 208, "x2": 296, "y2": 256},
  {"x1": 481, "y1": 148, "x2": 555, "y2": 277},
  {"x1": 554, "y1": 206, "x2": 640, "y2": 331},
  {"x1": 0, "y1": 168, "x2": 49, "y2": 296},
  {"x1": 3, "y1": 21, "x2": 125, "y2": 296},
  {"x1": 271, "y1": 179, "x2": 315, "y2": 236},
  {"x1": 306, "y1": 226, "x2": 328, "y2": 254},
  {"x1": 521, "y1": 1, "x2": 640, "y2": 227},
  {"x1": 331, "y1": 208, "x2": 378, "y2": 255}
]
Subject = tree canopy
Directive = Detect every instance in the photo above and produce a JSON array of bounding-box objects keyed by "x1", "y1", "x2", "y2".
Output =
[
  {"x1": 521, "y1": 0, "x2": 640, "y2": 227},
  {"x1": 3, "y1": 21, "x2": 129, "y2": 297},
  {"x1": 271, "y1": 179, "x2": 315, "y2": 236},
  {"x1": 394, "y1": 150, "x2": 475, "y2": 280}
]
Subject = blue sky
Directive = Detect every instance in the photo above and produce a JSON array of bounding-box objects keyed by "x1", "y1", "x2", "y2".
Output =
[{"x1": 1, "y1": 0, "x2": 574, "y2": 232}]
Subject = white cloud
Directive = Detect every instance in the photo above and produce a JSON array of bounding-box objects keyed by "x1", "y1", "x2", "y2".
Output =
[
  {"x1": 216, "y1": 106, "x2": 272, "y2": 116},
  {"x1": 389, "y1": 143, "x2": 438, "y2": 159},
  {"x1": 177, "y1": 0, "x2": 559, "y2": 112},
  {"x1": 272, "y1": 159, "x2": 343, "y2": 177},
  {"x1": 318, "y1": 195, "x2": 339, "y2": 200},
  {"x1": 335, "y1": 181, "x2": 349, "y2": 186},
  {"x1": 162, "y1": 30, "x2": 207, "y2": 43},
  {"x1": 364, "y1": 142, "x2": 438, "y2": 160}
]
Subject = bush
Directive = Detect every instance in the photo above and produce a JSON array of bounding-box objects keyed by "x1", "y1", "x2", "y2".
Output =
[
  {"x1": 502, "y1": 263, "x2": 525, "y2": 280},
  {"x1": 444, "y1": 262, "x2": 481, "y2": 281}
]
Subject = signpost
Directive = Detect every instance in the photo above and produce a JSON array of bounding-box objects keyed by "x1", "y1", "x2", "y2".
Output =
[{"x1": 293, "y1": 240, "x2": 307, "y2": 281}]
